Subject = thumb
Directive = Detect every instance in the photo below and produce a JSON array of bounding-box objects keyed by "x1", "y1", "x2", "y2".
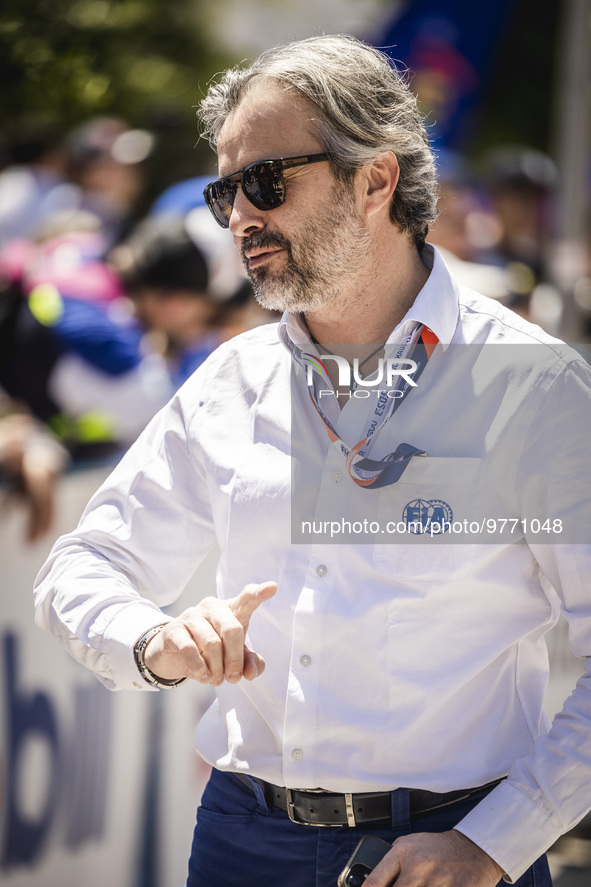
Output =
[
  {"x1": 364, "y1": 845, "x2": 401, "y2": 887},
  {"x1": 230, "y1": 581, "x2": 277, "y2": 628}
]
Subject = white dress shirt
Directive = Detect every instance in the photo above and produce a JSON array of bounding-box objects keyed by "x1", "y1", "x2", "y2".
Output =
[{"x1": 35, "y1": 246, "x2": 591, "y2": 882}]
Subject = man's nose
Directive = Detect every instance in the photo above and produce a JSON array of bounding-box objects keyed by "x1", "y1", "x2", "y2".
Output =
[{"x1": 228, "y1": 187, "x2": 266, "y2": 238}]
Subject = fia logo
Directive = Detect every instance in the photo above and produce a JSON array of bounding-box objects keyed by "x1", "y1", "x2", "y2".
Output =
[{"x1": 402, "y1": 499, "x2": 453, "y2": 534}]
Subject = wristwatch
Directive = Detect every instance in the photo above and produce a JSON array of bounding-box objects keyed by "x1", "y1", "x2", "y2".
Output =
[{"x1": 134, "y1": 624, "x2": 188, "y2": 689}]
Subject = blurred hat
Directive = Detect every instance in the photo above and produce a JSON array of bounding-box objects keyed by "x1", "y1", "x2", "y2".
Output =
[
  {"x1": 184, "y1": 206, "x2": 247, "y2": 301},
  {"x1": 483, "y1": 146, "x2": 558, "y2": 192},
  {"x1": 117, "y1": 208, "x2": 247, "y2": 302},
  {"x1": 149, "y1": 175, "x2": 210, "y2": 216},
  {"x1": 65, "y1": 117, "x2": 154, "y2": 175},
  {"x1": 115, "y1": 215, "x2": 209, "y2": 294}
]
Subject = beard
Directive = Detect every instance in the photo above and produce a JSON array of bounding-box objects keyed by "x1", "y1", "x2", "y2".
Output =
[{"x1": 240, "y1": 181, "x2": 371, "y2": 313}]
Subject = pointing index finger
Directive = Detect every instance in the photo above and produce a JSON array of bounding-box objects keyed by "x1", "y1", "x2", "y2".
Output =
[{"x1": 230, "y1": 581, "x2": 277, "y2": 627}]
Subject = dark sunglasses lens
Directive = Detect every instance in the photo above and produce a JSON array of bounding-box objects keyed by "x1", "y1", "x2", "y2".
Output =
[
  {"x1": 243, "y1": 161, "x2": 286, "y2": 210},
  {"x1": 205, "y1": 180, "x2": 234, "y2": 228}
]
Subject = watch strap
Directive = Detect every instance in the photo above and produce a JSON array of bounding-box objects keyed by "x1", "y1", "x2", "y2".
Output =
[{"x1": 134, "y1": 623, "x2": 188, "y2": 689}]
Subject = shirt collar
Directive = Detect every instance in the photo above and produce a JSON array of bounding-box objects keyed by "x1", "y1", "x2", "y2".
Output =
[{"x1": 278, "y1": 244, "x2": 459, "y2": 353}]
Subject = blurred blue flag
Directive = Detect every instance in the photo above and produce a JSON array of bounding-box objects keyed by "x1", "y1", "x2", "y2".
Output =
[{"x1": 376, "y1": 0, "x2": 514, "y2": 149}]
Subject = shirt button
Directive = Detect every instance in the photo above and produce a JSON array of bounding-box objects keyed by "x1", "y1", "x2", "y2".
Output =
[
  {"x1": 292, "y1": 748, "x2": 304, "y2": 761},
  {"x1": 332, "y1": 470, "x2": 342, "y2": 483},
  {"x1": 300, "y1": 654, "x2": 312, "y2": 668},
  {"x1": 316, "y1": 564, "x2": 327, "y2": 577}
]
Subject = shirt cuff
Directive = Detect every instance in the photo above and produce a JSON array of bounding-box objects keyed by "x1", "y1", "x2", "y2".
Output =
[
  {"x1": 453, "y1": 779, "x2": 562, "y2": 883},
  {"x1": 98, "y1": 601, "x2": 174, "y2": 690}
]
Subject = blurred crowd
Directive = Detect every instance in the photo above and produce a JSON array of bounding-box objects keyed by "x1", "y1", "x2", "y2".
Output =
[
  {"x1": 429, "y1": 145, "x2": 569, "y2": 329},
  {"x1": 0, "y1": 115, "x2": 276, "y2": 541},
  {"x1": 0, "y1": 114, "x2": 589, "y2": 543}
]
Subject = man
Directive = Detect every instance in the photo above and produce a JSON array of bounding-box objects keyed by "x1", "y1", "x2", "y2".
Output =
[{"x1": 34, "y1": 35, "x2": 591, "y2": 887}]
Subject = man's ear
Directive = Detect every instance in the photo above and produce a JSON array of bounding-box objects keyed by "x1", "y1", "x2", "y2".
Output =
[{"x1": 361, "y1": 151, "x2": 400, "y2": 218}]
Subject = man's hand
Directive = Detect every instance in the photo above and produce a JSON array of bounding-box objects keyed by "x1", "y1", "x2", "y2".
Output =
[
  {"x1": 0, "y1": 412, "x2": 66, "y2": 543},
  {"x1": 143, "y1": 581, "x2": 277, "y2": 686},
  {"x1": 364, "y1": 830, "x2": 504, "y2": 887}
]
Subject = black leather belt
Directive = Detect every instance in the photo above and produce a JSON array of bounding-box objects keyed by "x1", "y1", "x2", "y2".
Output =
[{"x1": 234, "y1": 773, "x2": 505, "y2": 827}]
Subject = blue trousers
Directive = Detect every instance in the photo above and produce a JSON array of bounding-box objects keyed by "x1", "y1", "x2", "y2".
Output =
[{"x1": 186, "y1": 768, "x2": 552, "y2": 886}]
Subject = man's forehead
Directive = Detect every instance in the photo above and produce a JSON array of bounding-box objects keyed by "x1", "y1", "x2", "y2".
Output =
[{"x1": 216, "y1": 80, "x2": 319, "y2": 170}]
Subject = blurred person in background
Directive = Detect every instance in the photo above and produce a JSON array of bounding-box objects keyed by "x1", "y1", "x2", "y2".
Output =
[
  {"x1": 428, "y1": 149, "x2": 513, "y2": 302},
  {"x1": 0, "y1": 395, "x2": 68, "y2": 543},
  {"x1": 429, "y1": 146, "x2": 564, "y2": 331},
  {"x1": 0, "y1": 117, "x2": 153, "y2": 253},
  {"x1": 116, "y1": 212, "x2": 233, "y2": 387},
  {"x1": 480, "y1": 146, "x2": 561, "y2": 327},
  {"x1": 0, "y1": 123, "x2": 79, "y2": 249},
  {"x1": 482, "y1": 146, "x2": 557, "y2": 278},
  {"x1": 0, "y1": 213, "x2": 172, "y2": 461},
  {"x1": 116, "y1": 208, "x2": 277, "y2": 387},
  {"x1": 64, "y1": 116, "x2": 155, "y2": 250}
]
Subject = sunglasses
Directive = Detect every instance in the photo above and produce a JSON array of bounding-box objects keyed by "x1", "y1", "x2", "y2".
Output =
[{"x1": 203, "y1": 153, "x2": 329, "y2": 228}]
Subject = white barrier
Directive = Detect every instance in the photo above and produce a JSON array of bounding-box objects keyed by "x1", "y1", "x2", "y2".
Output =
[
  {"x1": 0, "y1": 465, "x2": 584, "y2": 886},
  {"x1": 0, "y1": 465, "x2": 216, "y2": 887}
]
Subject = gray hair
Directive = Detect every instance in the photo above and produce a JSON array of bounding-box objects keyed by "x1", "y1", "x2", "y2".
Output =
[{"x1": 199, "y1": 34, "x2": 438, "y2": 250}]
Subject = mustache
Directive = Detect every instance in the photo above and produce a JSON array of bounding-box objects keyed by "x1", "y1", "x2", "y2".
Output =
[{"x1": 241, "y1": 230, "x2": 291, "y2": 260}]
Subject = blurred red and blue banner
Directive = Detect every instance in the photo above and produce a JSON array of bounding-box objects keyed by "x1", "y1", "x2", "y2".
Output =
[{"x1": 376, "y1": 0, "x2": 514, "y2": 149}]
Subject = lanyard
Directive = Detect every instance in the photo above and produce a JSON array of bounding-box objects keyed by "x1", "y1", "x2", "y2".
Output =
[{"x1": 293, "y1": 325, "x2": 439, "y2": 489}]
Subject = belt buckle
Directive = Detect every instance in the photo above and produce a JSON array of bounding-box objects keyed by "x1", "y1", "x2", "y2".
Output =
[
  {"x1": 285, "y1": 788, "x2": 307, "y2": 825},
  {"x1": 285, "y1": 789, "x2": 356, "y2": 827}
]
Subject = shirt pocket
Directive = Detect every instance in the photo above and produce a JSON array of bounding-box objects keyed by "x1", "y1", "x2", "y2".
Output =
[{"x1": 373, "y1": 456, "x2": 488, "y2": 580}]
